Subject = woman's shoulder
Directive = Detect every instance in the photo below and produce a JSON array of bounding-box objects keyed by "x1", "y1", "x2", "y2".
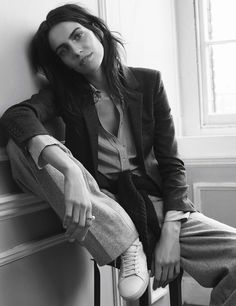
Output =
[
  {"x1": 128, "y1": 66, "x2": 161, "y2": 79},
  {"x1": 127, "y1": 66, "x2": 162, "y2": 86},
  {"x1": 35, "y1": 84, "x2": 55, "y2": 100},
  {"x1": 126, "y1": 66, "x2": 162, "y2": 90}
]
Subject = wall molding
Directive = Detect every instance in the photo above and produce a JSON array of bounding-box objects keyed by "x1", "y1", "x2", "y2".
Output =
[
  {"x1": 0, "y1": 233, "x2": 66, "y2": 267},
  {"x1": 183, "y1": 157, "x2": 236, "y2": 167},
  {"x1": 0, "y1": 193, "x2": 49, "y2": 220},
  {"x1": 193, "y1": 182, "x2": 236, "y2": 211},
  {"x1": 3, "y1": 147, "x2": 236, "y2": 167}
]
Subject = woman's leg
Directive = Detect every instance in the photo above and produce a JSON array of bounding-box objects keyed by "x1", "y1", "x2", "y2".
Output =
[
  {"x1": 180, "y1": 212, "x2": 236, "y2": 306},
  {"x1": 6, "y1": 139, "x2": 138, "y2": 266}
]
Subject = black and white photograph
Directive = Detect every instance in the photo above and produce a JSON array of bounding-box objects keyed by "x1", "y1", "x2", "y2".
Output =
[{"x1": 0, "y1": 1, "x2": 236, "y2": 305}]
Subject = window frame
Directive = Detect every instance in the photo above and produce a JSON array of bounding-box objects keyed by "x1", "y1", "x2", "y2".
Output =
[
  {"x1": 175, "y1": 0, "x2": 236, "y2": 160},
  {"x1": 195, "y1": 0, "x2": 236, "y2": 128},
  {"x1": 175, "y1": 0, "x2": 236, "y2": 138}
]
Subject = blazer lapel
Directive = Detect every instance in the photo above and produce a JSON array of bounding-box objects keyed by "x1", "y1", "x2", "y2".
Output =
[
  {"x1": 80, "y1": 67, "x2": 145, "y2": 175},
  {"x1": 82, "y1": 93, "x2": 99, "y2": 174},
  {"x1": 127, "y1": 91, "x2": 145, "y2": 172}
]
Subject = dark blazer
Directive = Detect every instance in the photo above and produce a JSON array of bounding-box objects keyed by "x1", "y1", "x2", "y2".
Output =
[{"x1": 0, "y1": 67, "x2": 195, "y2": 213}]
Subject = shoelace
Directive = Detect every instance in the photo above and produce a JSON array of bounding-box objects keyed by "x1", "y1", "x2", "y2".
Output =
[{"x1": 120, "y1": 244, "x2": 140, "y2": 278}]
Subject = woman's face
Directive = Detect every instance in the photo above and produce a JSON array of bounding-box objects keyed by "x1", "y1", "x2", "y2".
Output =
[{"x1": 48, "y1": 21, "x2": 104, "y2": 77}]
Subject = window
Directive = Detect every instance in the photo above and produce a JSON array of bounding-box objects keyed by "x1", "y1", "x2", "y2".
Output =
[
  {"x1": 196, "y1": 0, "x2": 236, "y2": 127},
  {"x1": 175, "y1": 0, "x2": 236, "y2": 159}
]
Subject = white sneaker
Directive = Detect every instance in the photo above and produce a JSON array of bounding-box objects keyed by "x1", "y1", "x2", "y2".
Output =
[{"x1": 118, "y1": 238, "x2": 149, "y2": 301}]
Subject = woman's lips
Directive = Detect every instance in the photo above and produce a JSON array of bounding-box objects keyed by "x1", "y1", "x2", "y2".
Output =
[{"x1": 80, "y1": 52, "x2": 93, "y2": 66}]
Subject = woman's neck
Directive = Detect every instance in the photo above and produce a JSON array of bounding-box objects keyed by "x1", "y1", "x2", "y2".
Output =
[{"x1": 84, "y1": 68, "x2": 109, "y2": 93}]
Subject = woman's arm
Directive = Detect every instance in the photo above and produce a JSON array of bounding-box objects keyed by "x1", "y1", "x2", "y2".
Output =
[
  {"x1": 39, "y1": 143, "x2": 93, "y2": 241},
  {"x1": 151, "y1": 72, "x2": 190, "y2": 287},
  {"x1": 1, "y1": 87, "x2": 92, "y2": 241},
  {"x1": 0, "y1": 87, "x2": 58, "y2": 147},
  {"x1": 152, "y1": 220, "x2": 181, "y2": 289},
  {"x1": 153, "y1": 71, "x2": 195, "y2": 213}
]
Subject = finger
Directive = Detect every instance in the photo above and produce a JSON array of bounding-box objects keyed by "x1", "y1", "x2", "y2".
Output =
[
  {"x1": 175, "y1": 262, "x2": 181, "y2": 276},
  {"x1": 65, "y1": 222, "x2": 77, "y2": 236},
  {"x1": 70, "y1": 216, "x2": 95, "y2": 242},
  {"x1": 66, "y1": 205, "x2": 81, "y2": 241},
  {"x1": 63, "y1": 215, "x2": 70, "y2": 229},
  {"x1": 167, "y1": 264, "x2": 175, "y2": 282},
  {"x1": 150, "y1": 258, "x2": 155, "y2": 278},
  {"x1": 70, "y1": 226, "x2": 89, "y2": 242},
  {"x1": 85, "y1": 213, "x2": 95, "y2": 227},
  {"x1": 63, "y1": 202, "x2": 73, "y2": 228},
  {"x1": 65, "y1": 222, "x2": 77, "y2": 240},
  {"x1": 153, "y1": 264, "x2": 162, "y2": 290},
  {"x1": 158, "y1": 266, "x2": 168, "y2": 288},
  {"x1": 67, "y1": 204, "x2": 84, "y2": 242},
  {"x1": 72, "y1": 205, "x2": 80, "y2": 224},
  {"x1": 79, "y1": 206, "x2": 87, "y2": 228},
  {"x1": 70, "y1": 211, "x2": 87, "y2": 242},
  {"x1": 153, "y1": 278, "x2": 158, "y2": 291},
  {"x1": 70, "y1": 214, "x2": 94, "y2": 242},
  {"x1": 162, "y1": 264, "x2": 175, "y2": 288}
]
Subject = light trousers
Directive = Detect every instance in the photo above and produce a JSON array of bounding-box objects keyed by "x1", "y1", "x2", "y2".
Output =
[{"x1": 6, "y1": 140, "x2": 236, "y2": 306}]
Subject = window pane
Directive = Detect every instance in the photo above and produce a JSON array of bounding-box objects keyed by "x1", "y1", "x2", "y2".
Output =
[
  {"x1": 208, "y1": 0, "x2": 236, "y2": 41},
  {"x1": 208, "y1": 43, "x2": 236, "y2": 114}
]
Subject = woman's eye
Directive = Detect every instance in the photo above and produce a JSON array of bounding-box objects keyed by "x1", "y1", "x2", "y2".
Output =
[{"x1": 74, "y1": 32, "x2": 83, "y2": 40}]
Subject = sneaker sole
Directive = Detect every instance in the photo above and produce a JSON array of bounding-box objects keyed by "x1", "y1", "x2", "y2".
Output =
[{"x1": 120, "y1": 273, "x2": 149, "y2": 301}]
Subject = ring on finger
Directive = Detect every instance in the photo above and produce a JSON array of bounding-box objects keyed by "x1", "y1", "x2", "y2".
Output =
[{"x1": 86, "y1": 215, "x2": 95, "y2": 221}]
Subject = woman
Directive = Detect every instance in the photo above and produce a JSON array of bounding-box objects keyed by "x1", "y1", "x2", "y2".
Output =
[{"x1": 1, "y1": 4, "x2": 236, "y2": 304}]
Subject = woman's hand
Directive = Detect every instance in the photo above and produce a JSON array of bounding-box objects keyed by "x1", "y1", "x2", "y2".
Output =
[
  {"x1": 63, "y1": 167, "x2": 93, "y2": 242},
  {"x1": 152, "y1": 221, "x2": 181, "y2": 289},
  {"x1": 38, "y1": 144, "x2": 94, "y2": 242}
]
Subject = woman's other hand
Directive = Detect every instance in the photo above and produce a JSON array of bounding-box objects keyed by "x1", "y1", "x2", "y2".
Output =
[{"x1": 152, "y1": 221, "x2": 181, "y2": 289}]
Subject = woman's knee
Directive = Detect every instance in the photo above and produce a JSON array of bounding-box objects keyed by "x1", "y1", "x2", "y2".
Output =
[
  {"x1": 6, "y1": 139, "x2": 22, "y2": 159},
  {"x1": 6, "y1": 139, "x2": 39, "y2": 192},
  {"x1": 6, "y1": 139, "x2": 32, "y2": 168}
]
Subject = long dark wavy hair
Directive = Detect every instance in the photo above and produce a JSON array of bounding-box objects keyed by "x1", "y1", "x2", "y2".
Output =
[{"x1": 30, "y1": 4, "x2": 130, "y2": 114}]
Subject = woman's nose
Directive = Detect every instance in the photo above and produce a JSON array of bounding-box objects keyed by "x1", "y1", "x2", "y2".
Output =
[{"x1": 70, "y1": 42, "x2": 83, "y2": 57}]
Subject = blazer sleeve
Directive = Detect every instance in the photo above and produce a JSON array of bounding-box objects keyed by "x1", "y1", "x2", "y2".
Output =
[
  {"x1": 0, "y1": 86, "x2": 59, "y2": 148},
  {"x1": 153, "y1": 71, "x2": 195, "y2": 213}
]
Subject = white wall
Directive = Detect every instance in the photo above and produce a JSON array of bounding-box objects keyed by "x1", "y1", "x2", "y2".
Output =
[
  {"x1": 104, "y1": 0, "x2": 181, "y2": 133},
  {"x1": 0, "y1": 0, "x2": 98, "y2": 116}
]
